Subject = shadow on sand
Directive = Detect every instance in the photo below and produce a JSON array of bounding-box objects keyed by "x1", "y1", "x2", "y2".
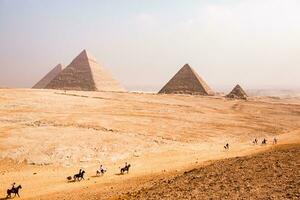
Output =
[
  {"x1": 114, "y1": 173, "x2": 125, "y2": 176},
  {"x1": 0, "y1": 197, "x2": 12, "y2": 200},
  {"x1": 90, "y1": 175, "x2": 102, "y2": 178}
]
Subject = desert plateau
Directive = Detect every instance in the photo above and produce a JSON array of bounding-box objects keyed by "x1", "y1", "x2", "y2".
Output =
[{"x1": 0, "y1": 89, "x2": 299, "y2": 199}]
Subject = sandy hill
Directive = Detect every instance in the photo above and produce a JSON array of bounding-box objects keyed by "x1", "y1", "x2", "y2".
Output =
[{"x1": 121, "y1": 144, "x2": 300, "y2": 200}]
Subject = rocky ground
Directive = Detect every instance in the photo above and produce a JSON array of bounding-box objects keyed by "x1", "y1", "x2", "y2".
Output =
[{"x1": 119, "y1": 144, "x2": 300, "y2": 200}]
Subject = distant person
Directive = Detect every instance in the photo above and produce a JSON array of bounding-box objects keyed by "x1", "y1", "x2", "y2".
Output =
[
  {"x1": 224, "y1": 143, "x2": 229, "y2": 149},
  {"x1": 6, "y1": 183, "x2": 22, "y2": 198},
  {"x1": 96, "y1": 164, "x2": 106, "y2": 175},
  {"x1": 273, "y1": 138, "x2": 277, "y2": 145},
  {"x1": 262, "y1": 138, "x2": 267, "y2": 145},
  {"x1": 99, "y1": 164, "x2": 106, "y2": 174},
  {"x1": 253, "y1": 138, "x2": 258, "y2": 145},
  {"x1": 11, "y1": 182, "x2": 15, "y2": 190},
  {"x1": 120, "y1": 162, "x2": 131, "y2": 174}
]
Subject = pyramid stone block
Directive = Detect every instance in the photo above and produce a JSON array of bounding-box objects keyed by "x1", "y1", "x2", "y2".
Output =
[
  {"x1": 158, "y1": 64, "x2": 214, "y2": 95},
  {"x1": 33, "y1": 64, "x2": 63, "y2": 89}
]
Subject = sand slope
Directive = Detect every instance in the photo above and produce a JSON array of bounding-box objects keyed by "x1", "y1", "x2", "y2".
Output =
[{"x1": 120, "y1": 144, "x2": 300, "y2": 200}]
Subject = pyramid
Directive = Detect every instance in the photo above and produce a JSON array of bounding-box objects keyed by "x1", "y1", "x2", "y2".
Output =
[
  {"x1": 226, "y1": 84, "x2": 247, "y2": 99},
  {"x1": 45, "y1": 50, "x2": 124, "y2": 92},
  {"x1": 158, "y1": 64, "x2": 214, "y2": 95},
  {"x1": 33, "y1": 64, "x2": 63, "y2": 89}
]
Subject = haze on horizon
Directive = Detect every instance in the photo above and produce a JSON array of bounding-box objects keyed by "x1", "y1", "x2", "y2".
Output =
[{"x1": 0, "y1": 0, "x2": 299, "y2": 92}]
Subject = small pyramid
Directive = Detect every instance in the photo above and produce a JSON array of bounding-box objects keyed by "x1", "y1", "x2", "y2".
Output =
[
  {"x1": 33, "y1": 64, "x2": 63, "y2": 89},
  {"x1": 226, "y1": 84, "x2": 247, "y2": 99},
  {"x1": 158, "y1": 64, "x2": 214, "y2": 95},
  {"x1": 45, "y1": 50, "x2": 124, "y2": 92}
]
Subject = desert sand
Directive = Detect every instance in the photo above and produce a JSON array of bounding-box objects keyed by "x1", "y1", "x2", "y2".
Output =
[
  {"x1": 0, "y1": 89, "x2": 299, "y2": 199},
  {"x1": 120, "y1": 144, "x2": 300, "y2": 200}
]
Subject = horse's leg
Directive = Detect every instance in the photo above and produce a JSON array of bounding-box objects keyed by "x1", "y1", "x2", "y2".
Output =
[{"x1": 17, "y1": 191, "x2": 20, "y2": 197}]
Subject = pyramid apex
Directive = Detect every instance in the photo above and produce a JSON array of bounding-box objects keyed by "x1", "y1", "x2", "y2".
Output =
[
  {"x1": 182, "y1": 63, "x2": 191, "y2": 69},
  {"x1": 234, "y1": 84, "x2": 243, "y2": 90},
  {"x1": 74, "y1": 49, "x2": 97, "y2": 62}
]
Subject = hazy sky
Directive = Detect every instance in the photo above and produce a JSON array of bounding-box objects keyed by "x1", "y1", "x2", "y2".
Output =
[{"x1": 0, "y1": 0, "x2": 299, "y2": 92}]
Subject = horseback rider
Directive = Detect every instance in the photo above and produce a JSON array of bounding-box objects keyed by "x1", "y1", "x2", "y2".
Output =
[
  {"x1": 120, "y1": 162, "x2": 131, "y2": 174},
  {"x1": 11, "y1": 182, "x2": 16, "y2": 190},
  {"x1": 7, "y1": 183, "x2": 22, "y2": 198},
  {"x1": 79, "y1": 168, "x2": 82, "y2": 175},
  {"x1": 99, "y1": 164, "x2": 106, "y2": 173},
  {"x1": 254, "y1": 138, "x2": 258, "y2": 144}
]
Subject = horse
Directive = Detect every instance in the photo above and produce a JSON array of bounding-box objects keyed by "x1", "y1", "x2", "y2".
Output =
[
  {"x1": 224, "y1": 143, "x2": 229, "y2": 150},
  {"x1": 96, "y1": 168, "x2": 107, "y2": 176},
  {"x1": 7, "y1": 185, "x2": 22, "y2": 198},
  {"x1": 120, "y1": 164, "x2": 131, "y2": 174},
  {"x1": 73, "y1": 170, "x2": 85, "y2": 181}
]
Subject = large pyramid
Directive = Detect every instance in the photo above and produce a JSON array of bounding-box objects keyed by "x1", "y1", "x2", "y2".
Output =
[
  {"x1": 45, "y1": 50, "x2": 124, "y2": 92},
  {"x1": 158, "y1": 64, "x2": 214, "y2": 95},
  {"x1": 32, "y1": 64, "x2": 63, "y2": 89},
  {"x1": 226, "y1": 84, "x2": 247, "y2": 99}
]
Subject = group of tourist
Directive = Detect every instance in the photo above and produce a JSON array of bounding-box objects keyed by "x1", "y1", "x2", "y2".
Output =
[
  {"x1": 6, "y1": 137, "x2": 280, "y2": 198},
  {"x1": 253, "y1": 137, "x2": 277, "y2": 145},
  {"x1": 6, "y1": 162, "x2": 131, "y2": 198},
  {"x1": 224, "y1": 137, "x2": 278, "y2": 151}
]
